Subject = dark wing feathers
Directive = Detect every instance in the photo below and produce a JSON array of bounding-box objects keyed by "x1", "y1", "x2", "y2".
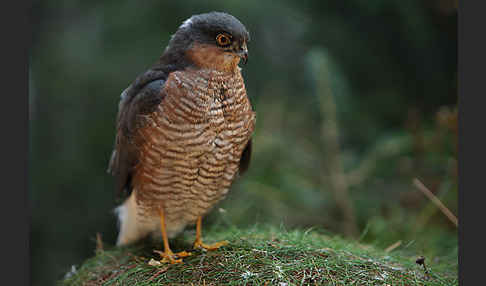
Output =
[
  {"x1": 108, "y1": 70, "x2": 168, "y2": 201},
  {"x1": 238, "y1": 138, "x2": 252, "y2": 176}
]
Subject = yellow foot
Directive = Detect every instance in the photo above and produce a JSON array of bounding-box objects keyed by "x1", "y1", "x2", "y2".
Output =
[
  {"x1": 153, "y1": 249, "x2": 192, "y2": 264},
  {"x1": 193, "y1": 239, "x2": 229, "y2": 251}
]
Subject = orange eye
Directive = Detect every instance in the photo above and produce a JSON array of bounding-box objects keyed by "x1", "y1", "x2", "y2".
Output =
[{"x1": 216, "y1": 33, "x2": 232, "y2": 46}]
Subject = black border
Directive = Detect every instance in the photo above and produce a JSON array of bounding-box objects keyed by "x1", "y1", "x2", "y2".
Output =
[
  {"x1": 3, "y1": 0, "x2": 29, "y2": 285},
  {"x1": 458, "y1": 1, "x2": 484, "y2": 285}
]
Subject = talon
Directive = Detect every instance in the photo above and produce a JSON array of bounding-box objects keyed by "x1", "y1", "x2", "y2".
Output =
[
  {"x1": 175, "y1": 250, "x2": 193, "y2": 257},
  {"x1": 194, "y1": 239, "x2": 229, "y2": 251},
  {"x1": 193, "y1": 216, "x2": 229, "y2": 251},
  {"x1": 154, "y1": 250, "x2": 185, "y2": 264}
]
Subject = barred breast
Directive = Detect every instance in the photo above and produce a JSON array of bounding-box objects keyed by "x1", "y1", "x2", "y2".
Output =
[{"x1": 132, "y1": 67, "x2": 255, "y2": 236}]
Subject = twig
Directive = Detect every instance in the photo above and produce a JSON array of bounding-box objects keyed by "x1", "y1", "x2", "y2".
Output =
[
  {"x1": 413, "y1": 178, "x2": 458, "y2": 227},
  {"x1": 95, "y1": 233, "x2": 104, "y2": 252},
  {"x1": 148, "y1": 266, "x2": 169, "y2": 281},
  {"x1": 385, "y1": 240, "x2": 402, "y2": 253},
  {"x1": 314, "y1": 51, "x2": 358, "y2": 237}
]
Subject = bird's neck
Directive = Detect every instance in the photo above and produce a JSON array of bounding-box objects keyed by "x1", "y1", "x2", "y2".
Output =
[{"x1": 185, "y1": 43, "x2": 241, "y2": 73}]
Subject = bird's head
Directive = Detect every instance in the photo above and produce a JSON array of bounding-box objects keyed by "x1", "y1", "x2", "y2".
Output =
[{"x1": 161, "y1": 12, "x2": 250, "y2": 72}]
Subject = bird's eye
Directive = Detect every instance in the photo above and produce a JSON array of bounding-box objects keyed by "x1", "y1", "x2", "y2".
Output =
[{"x1": 216, "y1": 33, "x2": 232, "y2": 46}]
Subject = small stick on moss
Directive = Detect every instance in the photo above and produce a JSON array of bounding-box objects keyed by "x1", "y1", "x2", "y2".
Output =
[
  {"x1": 148, "y1": 266, "x2": 169, "y2": 281},
  {"x1": 385, "y1": 240, "x2": 402, "y2": 253},
  {"x1": 413, "y1": 178, "x2": 458, "y2": 227},
  {"x1": 95, "y1": 233, "x2": 104, "y2": 252}
]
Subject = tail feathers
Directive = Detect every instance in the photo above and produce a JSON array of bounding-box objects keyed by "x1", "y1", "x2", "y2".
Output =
[
  {"x1": 114, "y1": 193, "x2": 146, "y2": 246},
  {"x1": 113, "y1": 204, "x2": 126, "y2": 242}
]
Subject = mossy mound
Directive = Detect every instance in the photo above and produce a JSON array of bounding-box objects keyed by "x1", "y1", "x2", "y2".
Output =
[{"x1": 60, "y1": 225, "x2": 457, "y2": 285}]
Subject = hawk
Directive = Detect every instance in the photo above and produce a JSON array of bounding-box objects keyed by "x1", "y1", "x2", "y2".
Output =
[{"x1": 107, "y1": 12, "x2": 256, "y2": 264}]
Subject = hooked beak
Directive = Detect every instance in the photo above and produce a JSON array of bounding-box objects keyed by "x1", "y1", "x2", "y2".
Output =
[{"x1": 236, "y1": 42, "x2": 248, "y2": 65}]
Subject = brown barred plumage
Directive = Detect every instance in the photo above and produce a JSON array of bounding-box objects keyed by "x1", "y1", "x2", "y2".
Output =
[{"x1": 131, "y1": 67, "x2": 255, "y2": 237}]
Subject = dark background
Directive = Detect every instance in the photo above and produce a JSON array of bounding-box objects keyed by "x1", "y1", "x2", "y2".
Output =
[{"x1": 30, "y1": 0, "x2": 457, "y2": 285}]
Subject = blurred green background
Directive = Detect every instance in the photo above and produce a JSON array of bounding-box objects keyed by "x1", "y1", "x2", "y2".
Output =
[{"x1": 30, "y1": 0, "x2": 457, "y2": 285}]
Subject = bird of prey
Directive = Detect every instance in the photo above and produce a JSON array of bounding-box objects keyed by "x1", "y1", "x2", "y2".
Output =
[{"x1": 107, "y1": 12, "x2": 256, "y2": 264}]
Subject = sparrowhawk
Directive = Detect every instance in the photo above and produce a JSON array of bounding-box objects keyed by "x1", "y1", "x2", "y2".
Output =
[{"x1": 107, "y1": 11, "x2": 255, "y2": 264}]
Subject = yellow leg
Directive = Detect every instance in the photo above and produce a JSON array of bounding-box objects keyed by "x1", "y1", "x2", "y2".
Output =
[
  {"x1": 154, "y1": 208, "x2": 192, "y2": 264},
  {"x1": 193, "y1": 216, "x2": 229, "y2": 250}
]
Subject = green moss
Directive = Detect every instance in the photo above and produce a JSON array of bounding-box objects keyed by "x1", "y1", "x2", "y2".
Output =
[{"x1": 60, "y1": 225, "x2": 457, "y2": 285}]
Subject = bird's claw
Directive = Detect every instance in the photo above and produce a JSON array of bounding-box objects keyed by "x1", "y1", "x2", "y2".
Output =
[
  {"x1": 153, "y1": 249, "x2": 192, "y2": 264},
  {"x1": 193, "y1": 239, "x2": 229, "y2": 251}
]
